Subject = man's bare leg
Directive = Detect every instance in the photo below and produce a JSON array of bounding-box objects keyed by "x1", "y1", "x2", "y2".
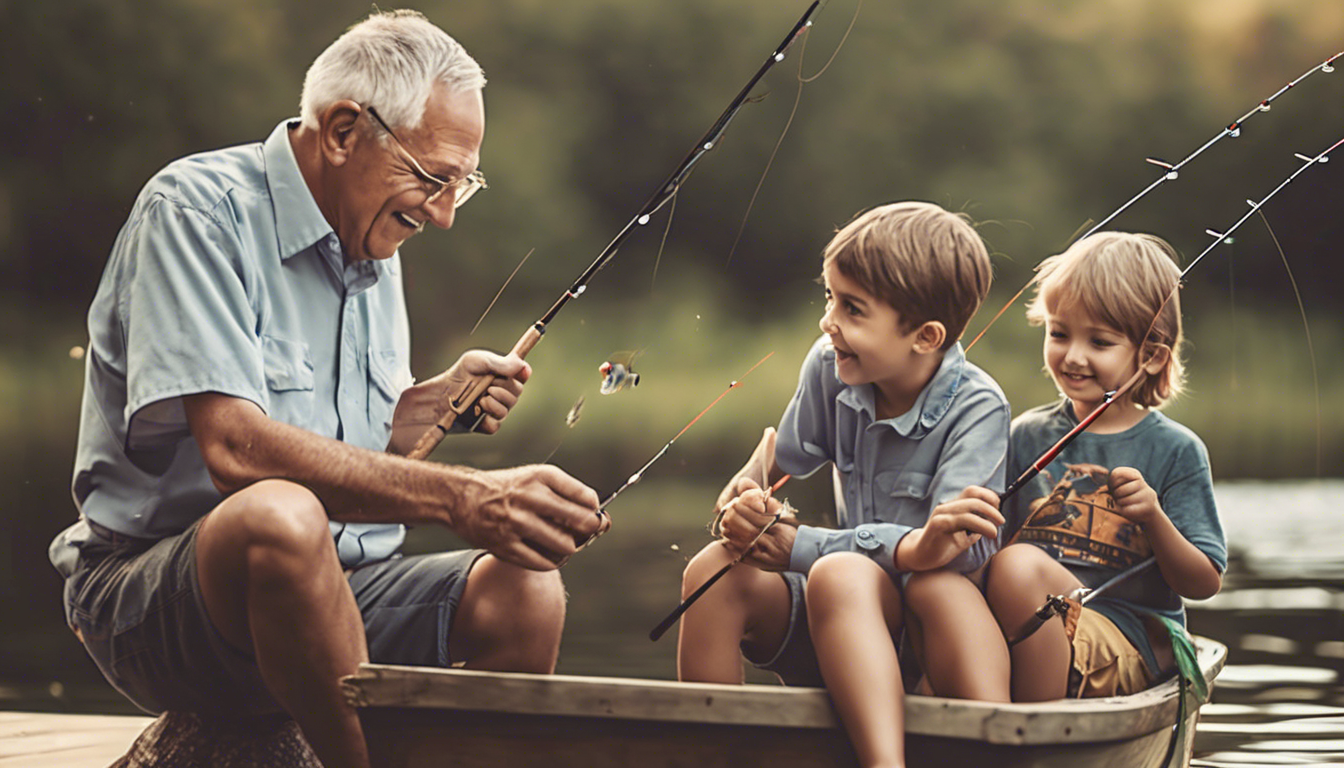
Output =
[
  {"x1": 807, "y1": 553, "x2": 907, "y2": 768},
  {"x1": 677, "y1": 541, "x2": 792, "y2": 684},
  {"x1": 449, "y1": 555, "x2": 566, "y2": 673},
  {"x1": 196, "y1": 479, "x2": 370, "y2": 768}
]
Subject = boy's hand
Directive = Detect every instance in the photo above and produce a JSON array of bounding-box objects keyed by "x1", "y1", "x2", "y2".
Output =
[
  {"x1": 712, "y1": 427, "x2": 777, "y2": 517},
  {"x1": 1109, "y1": 467, "x2": 1163, "y2": 527},
  {"x1": 895, "y1": 486, "x2": 1003, "y2": 573},
  {"x1": 719, "y1": 486, "x2": 796, "y2": 571}
]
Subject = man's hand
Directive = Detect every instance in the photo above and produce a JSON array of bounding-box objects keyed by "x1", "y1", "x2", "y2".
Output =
[
  {"x1": 718, "y1": 482, "x2": 797, "y2": 572},
  {"x1": 712, "y1": 427, "x2": 777, "y2": 518},
  {"x1": 1109, "y1": 466, "x2": 1162, "y2": 528},
  {"x1": 453, "y1": 464, "x2": 602, "y2": 571},
  {"x1": 895, "y1": 486, "x2": 1003, "y2": 573},
  {"x1": 388, "y1": 350, "x2": 530, "y2": 453}
]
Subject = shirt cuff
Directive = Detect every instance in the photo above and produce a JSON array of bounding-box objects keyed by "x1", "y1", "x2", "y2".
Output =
[{"x1": 789, "y1": 523, "x2": 914, "y2": 580}]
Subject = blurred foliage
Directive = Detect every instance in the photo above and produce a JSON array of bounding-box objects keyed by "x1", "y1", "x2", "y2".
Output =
[{"x1": 2, "y1": 0, "x2": 1343, "y2": 635}]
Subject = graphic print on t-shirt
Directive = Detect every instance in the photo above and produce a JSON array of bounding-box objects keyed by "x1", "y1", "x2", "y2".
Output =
[{"x1": 1011, "y1": 462, "x2": 1152, "y2": 569}]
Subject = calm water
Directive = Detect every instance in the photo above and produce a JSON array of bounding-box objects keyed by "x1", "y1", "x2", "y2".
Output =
[{"x1": 3, "y1": 479, "x2": 1341, "y2": 765}]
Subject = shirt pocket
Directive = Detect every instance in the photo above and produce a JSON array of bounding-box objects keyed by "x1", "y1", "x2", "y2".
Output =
[
  {"x1": 261, "y1": 336, "x2": 314, "y2": 424},
  {"x1": 367, "y1": 347, "x2": 410, "y2": 444},
  {"x1": 876, "y1": 469, "x2": 933, "y2": 523}
]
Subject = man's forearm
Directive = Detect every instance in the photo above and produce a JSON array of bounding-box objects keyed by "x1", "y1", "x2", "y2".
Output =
[{"x1": 187, "y1": 394, "x2": 474, "y2": 527}]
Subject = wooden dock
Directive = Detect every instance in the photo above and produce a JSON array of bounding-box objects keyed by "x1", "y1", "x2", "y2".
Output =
[{"x1": 0, "y1": 711, "x2": 152, "y2": 767}]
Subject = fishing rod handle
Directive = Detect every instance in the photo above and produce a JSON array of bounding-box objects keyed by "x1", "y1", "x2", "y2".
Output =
[
  {"x1": 405, "y1": 324, "x2": 546, "y2": 461},
  {"x1": 650, "y1": 560, "x2": 734, "y2": 642}
]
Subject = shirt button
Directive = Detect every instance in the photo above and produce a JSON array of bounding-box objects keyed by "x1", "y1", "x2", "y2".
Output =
[{"x1": 857, "y1": 529, "x2": 873, "y2": 540}]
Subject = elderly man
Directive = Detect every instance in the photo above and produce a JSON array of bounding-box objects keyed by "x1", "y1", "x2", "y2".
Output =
[{"x1": 48, "y1": 10, "x2": 603, "y2": 767}]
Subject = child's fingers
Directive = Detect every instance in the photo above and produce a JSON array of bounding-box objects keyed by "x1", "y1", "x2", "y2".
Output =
[
  {"x1": 735, "y1": 475, "x2": 763, "y2": 496},
  {"x1": 958, "y1": 485, "x2": 1001, "y2": 508}
]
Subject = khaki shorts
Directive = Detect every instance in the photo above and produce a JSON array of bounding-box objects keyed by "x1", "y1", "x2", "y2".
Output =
[{"x1": 1063, "y1": 600, "x2": 1154, "y2": 698}]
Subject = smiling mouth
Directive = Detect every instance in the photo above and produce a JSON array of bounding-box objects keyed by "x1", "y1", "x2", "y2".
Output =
[{"x1": 393, "y1": 212, "x2": 424, "y2": 232}]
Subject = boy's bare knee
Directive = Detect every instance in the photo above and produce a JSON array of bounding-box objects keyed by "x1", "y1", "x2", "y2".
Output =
[
  {"x1": 681, "y1": 541, "x2": 735, "y2": 595},
  {"x1": 806, "y1": 553, "x2": 880, "y2": 605}
]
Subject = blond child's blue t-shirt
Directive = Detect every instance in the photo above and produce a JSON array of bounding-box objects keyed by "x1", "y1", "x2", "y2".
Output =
[
  {"x1": 776, "y1": 335, "x2": 1010, "y2": 579},
  {"x1": 1002, "y1": 399, "x2": 1227, "y2": 675}
]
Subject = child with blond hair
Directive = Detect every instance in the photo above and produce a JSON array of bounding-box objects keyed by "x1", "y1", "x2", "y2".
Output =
[
  {"x1": 677, "y1": 201, "x2": 1010, "y2": 768},
  {"x1": 906, "y1": 232, "x2": 1226, "y2": 713}
]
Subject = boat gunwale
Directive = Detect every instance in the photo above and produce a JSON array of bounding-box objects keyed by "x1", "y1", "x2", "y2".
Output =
[{"x1": 342, "y1": 636, "x2": 1225, "y2": 747}]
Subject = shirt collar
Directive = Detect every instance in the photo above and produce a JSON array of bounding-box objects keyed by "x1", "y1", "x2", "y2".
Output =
[
  {"x1": 264, "y1": 119, "x2": 335, "y2": 261},
  {"x1": 264, "y1": 119, "x2": 395, "y2": 289},
  {"x1": 835, "y1": 341, "x2": 969, "y2": 437}
]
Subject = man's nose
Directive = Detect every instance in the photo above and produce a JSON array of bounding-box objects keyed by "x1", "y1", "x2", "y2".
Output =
[{"x1": 422, "y1": 190, "x2": 457, "y2": 230}]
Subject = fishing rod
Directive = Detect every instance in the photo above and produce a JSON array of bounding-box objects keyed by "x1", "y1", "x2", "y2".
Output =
[
  {"x1": 1004, "y1": 132, "x2": 1343, "y2": 641},
  {"x1": 1007, "y1": 557, "x2": 1157, "y2": 647},
  {"x1": 654, "y1": 131, "x2": 1339, "y2": 637},
  {"x1": 1005, "y1": 132, "x2": 1343, "y2": 497},
  {"x1": 407, "y1": 2, "x2": 822, "y2": 460},
  {"x1": 965, "y1": 49, "x2": 1342, "y2": 353},
  {"x1": 576, "y1": 352, "x2": 777, "y2": 552},
  {"x1": 650, "y1": 473, "x2": 792, "y2": 641}
]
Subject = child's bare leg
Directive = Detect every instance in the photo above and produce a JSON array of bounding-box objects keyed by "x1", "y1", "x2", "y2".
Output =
[
  {"x1": 904, "y1": 569, "x2": 1009, "y2": 701},
  {"x1": 984, "y1": 544, "x2": 1083, "y2": 701},
  {"x1": 677, "y1": 541, "x2": 792, "y2": 683},
  {"x1": 807, "y1": 553, "x2": 906, "y2": 768}
]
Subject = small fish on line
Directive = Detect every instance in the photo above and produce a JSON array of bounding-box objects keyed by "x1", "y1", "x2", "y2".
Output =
[{"x1": 599, "y1": 351, "x2": 641, "y2": 394}]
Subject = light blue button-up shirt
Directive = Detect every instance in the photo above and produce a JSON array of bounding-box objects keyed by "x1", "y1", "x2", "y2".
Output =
[
  {"x1": 777, "y1": 336, "x2": 1010, "y2": 579},
  {"x1": 55, "y1": 120, "x2": 412, "y2": 571}
]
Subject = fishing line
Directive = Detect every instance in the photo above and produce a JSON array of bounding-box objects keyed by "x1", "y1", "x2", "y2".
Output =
[
  {"x1": 405, "y1": 4, "x2": 823, "y2": 459},
  {"x1": 966, "y1": 50, "x2": 1342, "y2": 353},
  {"x1": 1256, "y1": 210, "x2": 1323, "y2": 477},
  {"x1": 725, "y1": 0, "x2": 864, "y2": 267},
  {"x1": 469, "y1": 248, "x2": 535, "y2": 336},
  {"x1": 598, "y1": 351, "x2": 776, "y2": 511},
  {"x1": 1003, "y1": 135, "x2": 1343, "y2": 499}
]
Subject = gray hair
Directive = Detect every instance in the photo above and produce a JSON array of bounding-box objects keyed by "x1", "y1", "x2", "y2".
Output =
[{"x1": 299, "y1": 9, "x2": 486, "y2": 132}]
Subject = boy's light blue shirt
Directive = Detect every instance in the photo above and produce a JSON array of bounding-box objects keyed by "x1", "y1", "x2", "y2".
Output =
[
  {"x1": 56, "y1": 120, "x2": 412, "y2": 572},
  {"x1": 777, "y1": 335, "x2": 1009, "y2": 579}
]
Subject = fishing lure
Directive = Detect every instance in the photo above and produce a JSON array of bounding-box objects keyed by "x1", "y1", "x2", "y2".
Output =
[
  {"x1": 599, "y1": 352, "x2": 641, "y2": 395},
  {"x1": 576, "y1": 351, "x2": 777, "y2": 553}
]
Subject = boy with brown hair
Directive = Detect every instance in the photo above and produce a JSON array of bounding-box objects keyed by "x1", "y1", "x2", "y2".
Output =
[{"x1": 677, "y1": 201, "x2": 1009, "y2": 768}]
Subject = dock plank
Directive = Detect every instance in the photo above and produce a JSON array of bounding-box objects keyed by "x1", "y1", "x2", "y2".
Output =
[{"x1": 0, "y1": 711, "x2": 151, "y2": 768}]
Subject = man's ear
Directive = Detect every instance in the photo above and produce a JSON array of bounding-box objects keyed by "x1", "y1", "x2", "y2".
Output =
[
  {"x1": 317, "y1": 100, "x2": 364, "y2": 167},
  {"x1": 1140, "y1": 343, "x2": 1171, "y2": 375},
  {"x1": 913, "y1": 321, "x2": 947, "y2": 354}
]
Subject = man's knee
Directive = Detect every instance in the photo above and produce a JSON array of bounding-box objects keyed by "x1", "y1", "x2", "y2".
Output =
[
  {"x1": 461, "y1": 557, "x2": 566, "y2": 634},
  {"x1": 207, "y1": 479, "x2": 332, "y2": 562},
  {"x1": 453, "y1": 557, "x2": 565, "y2": 673}
]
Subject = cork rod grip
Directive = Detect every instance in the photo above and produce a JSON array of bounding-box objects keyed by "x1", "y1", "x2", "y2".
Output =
[{"x1": 404, "y1": 325, "x2": 545, "y2": 461}]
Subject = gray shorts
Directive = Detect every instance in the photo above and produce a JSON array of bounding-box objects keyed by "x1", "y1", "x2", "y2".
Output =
[
  {"x1": 63, "y1": 518, "x2": 484, "y2": 718},
  {"x1": 745, "y1": 571, "x2": 824, "y2": 687}
]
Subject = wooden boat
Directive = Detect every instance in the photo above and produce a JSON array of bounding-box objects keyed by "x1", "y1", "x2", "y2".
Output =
[{"x1": 340, "y1": 635, "x2": 1226, "y2": 768}]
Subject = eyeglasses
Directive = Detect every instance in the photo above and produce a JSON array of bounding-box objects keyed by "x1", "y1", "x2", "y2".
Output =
[{"x1": 365, "y1": 105, "x2": 487, "y2": 209}]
